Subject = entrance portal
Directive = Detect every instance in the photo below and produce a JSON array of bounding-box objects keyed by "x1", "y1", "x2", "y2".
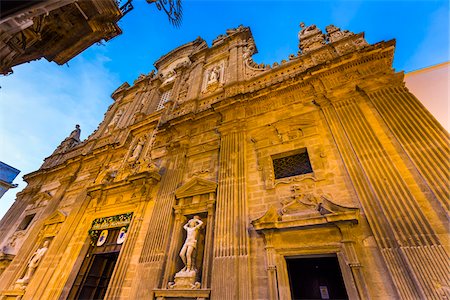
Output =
[
  {"x1": 68, "y1": 228, "x2": 123, "y2": 300},
  {"x1": 286, "y1": 255, "x2": 348, "y2": 300}
]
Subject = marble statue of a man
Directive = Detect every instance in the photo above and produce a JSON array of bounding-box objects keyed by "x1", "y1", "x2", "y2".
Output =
[
  {"x1": 179, "y1": 216, "x2": 203, "y2": 272},
  {"x1": 17, "y1": 240, "x2": 49, "y2": 284}
]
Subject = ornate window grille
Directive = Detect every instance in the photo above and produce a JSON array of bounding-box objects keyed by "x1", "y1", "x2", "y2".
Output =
[
  {"x1": 157, "y1": 90, "x2": 171, "y2": 111},
  {"x1": 272, "y1": 149, "x2": 313, "y2": 179}
]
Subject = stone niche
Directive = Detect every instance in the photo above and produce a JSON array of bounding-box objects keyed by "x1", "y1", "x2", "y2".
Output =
[{"x1": 154, "y1": 177, "x2": 217, "y2": 300}]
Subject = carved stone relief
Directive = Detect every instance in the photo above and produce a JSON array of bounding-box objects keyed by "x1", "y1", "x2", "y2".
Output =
[
  {"x1": 250, "y1": 116, "x2": 320, "y2": 189},
  {"x1": 202, "y1": 63, "x2": 224, "y2": 93}
]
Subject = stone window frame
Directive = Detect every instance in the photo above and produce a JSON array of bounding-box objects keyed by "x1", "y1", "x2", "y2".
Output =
[
  {"x1": 261, "y1": 146, "x2": 320, "y2": 189},
  {"x1": 16, "y1": 213, "x2": 36, "y2": 231},
  {"x1": 271, "y1": 148, "x2": 313, "y2": 180}
]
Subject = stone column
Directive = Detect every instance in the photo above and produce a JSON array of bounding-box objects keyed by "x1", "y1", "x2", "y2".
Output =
[
  {"x1": 263, "y1": 230, "x2": 279, "y2": 300},
  {"x1": 211, "y1": 119, "x2": 251, "y2": 300},
  {"x1": 132, "y1": 142, "x2": 187, "y2": 298},
  {"x1": 201, "y1": 198, "x2": 215, "y2": 289},
  {"x1": 337, "y1": 224, "x2": 369, "y2": 300},
  {"x1": 186, "y1": 59, "x2": 205, "y2": 101},
  {"x1": 104, "y1": 187, "x2": 154, "y2": 299},
  {"x1": 161, "y1": 210, "x2": 186, "y2": 288},
  {"x1": 360, "y1": 84, "x2": 449, "y2": 213},
  {"x1": 226, "y1": 42, "x2": 239, "y2": 84},
  {"x1": 0, "y1": 170, "x2": 79, "y2": 294},
  {"x1": 316, "y1": 95, "x2": 449, "y2": 299}
]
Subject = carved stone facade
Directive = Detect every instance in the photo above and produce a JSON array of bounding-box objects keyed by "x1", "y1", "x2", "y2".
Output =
[{"x1": 0, "y1": 23, "x2": 448, "y2": 300}]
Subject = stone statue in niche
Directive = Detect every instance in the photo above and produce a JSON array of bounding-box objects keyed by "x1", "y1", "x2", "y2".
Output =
[
  {"x1": 168, "y1": 216, "x2": 203, "y2": 289},
  {"x1": 128, "y1": 137, "x2": 145, "y2": 163},
  {"x1": 16, "y1": 240, "x2": 49, "y2": 286},
  {"x1": 207, "y1": 66, "x2": 220, "y2": 85},
  {"x1": 180, "y1": 216, "x2": 203, "y2": 272}
]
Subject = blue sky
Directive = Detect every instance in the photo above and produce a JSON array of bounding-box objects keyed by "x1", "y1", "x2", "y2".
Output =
[{"x1": 0, "y1": 0, "x2": 448, "y2": 218}]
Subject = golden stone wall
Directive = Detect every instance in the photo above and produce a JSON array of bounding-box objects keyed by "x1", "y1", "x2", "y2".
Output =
[{"x1": 0, "y1": 24, "x2": 448, "y2": 300}]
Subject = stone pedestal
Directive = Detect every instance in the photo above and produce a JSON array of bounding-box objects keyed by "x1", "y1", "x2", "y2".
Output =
[
  {"x1": 12, "y1": 282, "x2": 27, "y2": 292},
  {"x1": 153, "y1": 289, "x2": 210, "y2": 300},
  {"x1": 168, "y1": 269, "x2": 200, "y2": 290}
]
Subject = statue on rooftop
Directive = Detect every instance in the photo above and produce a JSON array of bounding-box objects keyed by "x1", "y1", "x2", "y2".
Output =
[{"x1": 298, "y1": 22, "x2": 325, "y2": 54}]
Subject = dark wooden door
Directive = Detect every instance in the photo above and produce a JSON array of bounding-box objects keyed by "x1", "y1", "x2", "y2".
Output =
[{"x1": 286, "y1": 255, "x2": 349, "y2": 300}]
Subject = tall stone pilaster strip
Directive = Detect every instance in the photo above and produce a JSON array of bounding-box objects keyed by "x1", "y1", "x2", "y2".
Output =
[
  {"x1": 211, "y1": 126, "x2": 251, "y2": 299},
  {"x1": 201, "y1": 200, "x2": 215, "y2": 289},
  {"x1": 316, "y1": 98, "x2": 418, "y2": 299},
  {"x1": 104, "y1": 201, "x2": 148, "y2": 299},
  {"x1": 33, "y1": 190, "x2": 92, "y2": 300},
  {"x1": 0, "y1": 171, "x2": 79, "y2": 295},
  {"x1": 334, "y1": 98, "x2": 449, "y2": 299},
  {"x1": 133, "y1": 147, "x2": 186, "y2": 296},
  {"x1": 317, "y1": 98, "x2": 394, "y2": 248},
  {"x1": 186, "y1": 60, "x2": 205, "y2": 101},
  {"x1": 161, "y1": 211, "x2": 185, "y2": 288},
  {"x1": 364, "y1": 86, "x2": 449, "y2": 212}
]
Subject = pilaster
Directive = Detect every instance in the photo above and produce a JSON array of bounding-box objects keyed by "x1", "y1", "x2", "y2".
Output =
[
  {"x1": 316, "y1": 94, "x2": 449, "y2": 299},
  {"x1": 133, "y1": 142, "x2": 188, "y2": 298},
  {"x1": 360, "y1": 83, "x2": 449, "y2": 213},
  {"x1": 0, "y1": 170, "x2": 79, "y2": 296},
  {"x1": 211, "y1": 118, "x2": 251, "y2": 300}
]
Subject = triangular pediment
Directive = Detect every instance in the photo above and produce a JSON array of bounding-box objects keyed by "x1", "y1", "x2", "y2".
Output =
[
  {"x1": 44, "y1": 210, "x2": 67, "y2": 226},
  {"x1": 175, "y1": 177, "x2": 217, "y2": 199}
]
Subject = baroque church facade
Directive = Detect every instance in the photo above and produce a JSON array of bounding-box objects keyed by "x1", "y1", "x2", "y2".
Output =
[{"x1": 0, "y1": 24, "x2": 448, "y2": 300}]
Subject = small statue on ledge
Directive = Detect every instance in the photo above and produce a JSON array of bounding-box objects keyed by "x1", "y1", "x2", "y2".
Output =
[
  {"x1": 67, "y1": 124, "x2": 81, "y2": 142},
  {"x1": 53, "y1": 125, "x2": 81, "y2": 154}
]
